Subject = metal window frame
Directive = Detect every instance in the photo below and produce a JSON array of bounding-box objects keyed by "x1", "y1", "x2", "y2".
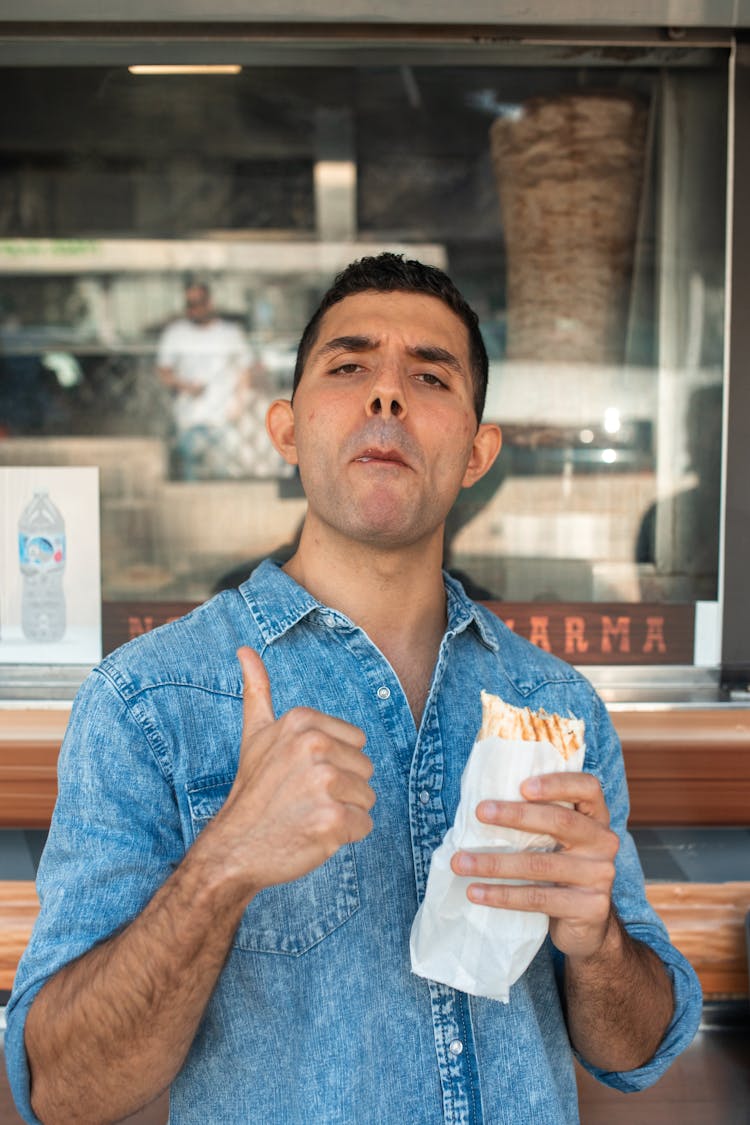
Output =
[
  {"x1": 0, "y1": 1, "x2": 750, "y2": 29},
  {"x1": 721, "y1": 37, "x2": 750, "y2": 692}
]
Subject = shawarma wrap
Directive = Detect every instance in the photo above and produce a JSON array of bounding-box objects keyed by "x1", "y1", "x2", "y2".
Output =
[{"x1": 409, "y1": 689, "x2": 586, "y2": 1002}]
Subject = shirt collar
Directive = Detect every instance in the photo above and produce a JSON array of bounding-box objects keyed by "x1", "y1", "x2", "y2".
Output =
[
  {"x1": 240, "y1": 557, "x2": 498, "y2": 652},
  {"x1": 239, "y1": 558, "x2": 321, "y2": 644},
  {"x1": 443, "y1": 570, "x2": 499, "y2": 652}
]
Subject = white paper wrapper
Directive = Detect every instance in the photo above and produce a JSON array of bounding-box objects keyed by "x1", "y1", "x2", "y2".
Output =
[{"x1": 410, "y1": 734, "x2": 585, "y2": 1003}]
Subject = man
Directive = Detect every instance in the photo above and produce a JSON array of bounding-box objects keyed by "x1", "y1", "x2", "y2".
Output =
[
  {"x1": 7, "y1": 254, "x2": 701, "y2": 1125},
  {"x1": 157, "y1": 281, "x2": 252, "y2": 479}
]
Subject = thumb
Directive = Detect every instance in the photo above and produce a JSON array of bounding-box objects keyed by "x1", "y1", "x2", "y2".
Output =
[{"x1": 237, "y1": 646, "x2": 275, "y2": 738}]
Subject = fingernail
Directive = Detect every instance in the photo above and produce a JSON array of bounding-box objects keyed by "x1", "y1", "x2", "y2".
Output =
[
  {"x1": 523, "y1": 776, "x2": 542, "y2": 797},
  {"x1": 454, "y1": 853, "x2": 476, "y2": 874},
  {"x1": 468, "y1": 885, "x2": 486, "y2": 903}
]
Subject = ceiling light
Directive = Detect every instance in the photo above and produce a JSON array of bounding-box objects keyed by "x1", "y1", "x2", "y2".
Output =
[{"x1": 128, "y1": 65, "x2": 242, "y2": 75}]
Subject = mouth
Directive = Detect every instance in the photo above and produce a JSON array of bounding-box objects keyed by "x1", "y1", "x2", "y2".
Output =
[{"x1": 353, "y1": 447, "x2": 410, "y2": 468}]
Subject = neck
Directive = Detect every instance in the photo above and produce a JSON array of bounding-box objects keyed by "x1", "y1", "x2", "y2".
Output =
[{"x1": 283, "y1": 518, "x2": 448, "y2": 660}]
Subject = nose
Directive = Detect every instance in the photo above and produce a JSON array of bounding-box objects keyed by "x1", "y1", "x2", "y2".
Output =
[{"x1": 365, "y1": 366, "x2": 407, "y2": 419}]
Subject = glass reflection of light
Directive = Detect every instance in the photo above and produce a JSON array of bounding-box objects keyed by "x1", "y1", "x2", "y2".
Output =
[{"x1": 603, "y1": 407, "x2": 621, "y2": 434}]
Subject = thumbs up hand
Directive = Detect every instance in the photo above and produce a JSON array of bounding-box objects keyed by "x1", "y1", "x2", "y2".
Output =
[
  {"x1": 207, "y1": 647, "x2": 375, "y2": 899},
  {"x1": 237, "y1": 646, "x2": 278, "y2": 739}
]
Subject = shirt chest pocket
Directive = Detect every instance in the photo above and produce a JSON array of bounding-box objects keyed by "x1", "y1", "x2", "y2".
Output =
[{"x1": 185, "y1": 775, "x2": 361, "y2": 955}]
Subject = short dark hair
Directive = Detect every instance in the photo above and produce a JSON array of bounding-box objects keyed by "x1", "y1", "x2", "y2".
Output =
[{"x1": 292, "y1": 253, "x2": 488, "y2": 422}]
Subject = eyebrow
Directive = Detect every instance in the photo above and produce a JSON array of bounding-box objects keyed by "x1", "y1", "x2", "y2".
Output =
[
  {"x1": 315, "y1": 335, "x2": 465, "y2": 376},
  {"x1": 315, "y1": 335, "x2": 377, "y2": 359},
  {"x1": 407, "y1": 344, "x2": 464, "y2": 375}
]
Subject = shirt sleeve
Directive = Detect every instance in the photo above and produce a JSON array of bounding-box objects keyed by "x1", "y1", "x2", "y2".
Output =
[
  {"x1": 156, "y1": 322, "x2": 179, "y2": 368},
  {"x1": 570, "y1": 691, "x2": 703, "y2": 1092},
  {"x1": 4, "y1": 668, "x2": 185, "y2": 1124},
  {"x1": 229, "y1": 322, "x2": 252, "y2": 370}
]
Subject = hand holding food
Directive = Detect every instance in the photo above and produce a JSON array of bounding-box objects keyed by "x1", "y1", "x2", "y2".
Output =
[
  {"x1": 410, "y1": 689, "x2": 590, "y2": 999},
  {"x1": 451, "y1": 691, "x2": 618, "y2": 960}
]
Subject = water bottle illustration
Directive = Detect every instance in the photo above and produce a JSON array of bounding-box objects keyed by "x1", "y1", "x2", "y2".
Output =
[{"x1": 18, "y1": 489, "x2": 66, "y2": 643}]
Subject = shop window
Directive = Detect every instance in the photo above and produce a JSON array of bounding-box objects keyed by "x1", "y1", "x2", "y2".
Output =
[{"x1": 0, "y1": 54, "x2": 727, "y2": 671}]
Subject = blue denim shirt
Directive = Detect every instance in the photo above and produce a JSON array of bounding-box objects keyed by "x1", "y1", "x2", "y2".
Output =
[{"x1": 6, "y1": 560, "x2": 702, "y2": 1124}]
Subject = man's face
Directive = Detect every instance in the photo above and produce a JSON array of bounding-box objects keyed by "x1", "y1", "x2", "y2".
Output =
[
  {"x1": 268, "y1": 290, "x2": 500, "y2": 551},
  {"x1": 185, "y1": 286, "x2": 213, "y2": 325}
]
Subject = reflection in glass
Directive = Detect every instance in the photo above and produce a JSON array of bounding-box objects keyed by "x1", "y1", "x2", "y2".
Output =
[
  {"x1": 0, "y1": 58, "x2": 727, "y2": 610},
  {"x1": 156, "y1": 280, "x2": 273, "y2": 482}
]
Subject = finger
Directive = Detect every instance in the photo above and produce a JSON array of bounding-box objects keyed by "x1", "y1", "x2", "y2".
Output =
[
  {"x1": 474, "y1": 799, "x2": 609, "y2": 850},
  {"x1": 451, "y1": 847, "x2": 615, "y2": 891},
  {"x1": 342, "y1": 806, "x2": 374, "y2": 845},
  {"x1": 325, "y1": 741, "x2": 374, "y2": 782},
  {"x1": 237, "y1": 646, "x2": 275, "y2": 737},
  {"x1": 281, "y1": 706, "x2": 367, "y2": 753},
  {"x1": 324, "y1": 767, "x2": 377, "y2": 812},
  {"x1": 520, "y1": 772, "x2": 609, "y2": 824},
  {"x1": 463, "y1": 880, "x2": 611, "y2": 924}
]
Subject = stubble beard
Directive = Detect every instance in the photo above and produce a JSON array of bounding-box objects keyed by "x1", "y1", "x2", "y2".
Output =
[{"x1": 297, "y1": 417, "x2": 469, "y2": 552}]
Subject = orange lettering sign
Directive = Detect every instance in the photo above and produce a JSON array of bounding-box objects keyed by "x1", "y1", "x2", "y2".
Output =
[
  {"x1": 601, "y1": 615, "x2": 631, "y2": 654},
  {"x1": 564, "y1": 616, "x2": 589, "y2": 654},
  {"x1": 128, "y1": 615, "x2": 154, "y2": 638},
  {"x1": 529, "y1": 615, "x2": 552, "y2": 652},
  {"x1": 643, "y1": 616, "x2": 667, "y2": 654}
]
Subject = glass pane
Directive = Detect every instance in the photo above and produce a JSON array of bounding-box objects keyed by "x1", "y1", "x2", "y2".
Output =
[{"x1": 0, "y1": 57, "x2": 727, "y2": 621}]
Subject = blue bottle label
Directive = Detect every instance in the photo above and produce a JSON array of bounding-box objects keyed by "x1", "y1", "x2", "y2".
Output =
[{"x1": 19, "y1": 533, "x2": 66, "y2": 570}]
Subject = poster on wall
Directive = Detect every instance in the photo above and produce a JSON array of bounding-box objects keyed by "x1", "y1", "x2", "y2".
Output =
[{"x1": 0, "y1": 466, "x2": 101, "y2": 664}]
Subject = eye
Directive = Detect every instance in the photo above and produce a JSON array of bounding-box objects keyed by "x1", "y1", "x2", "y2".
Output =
[
  {"x1": 328, "y1": 362, "x2": 363, "y2": 375},
  {"x1": 415, "y1": 371, "x2": 447, "y2": 388}
]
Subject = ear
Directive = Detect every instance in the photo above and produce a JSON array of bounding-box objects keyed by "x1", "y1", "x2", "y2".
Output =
[
  {"x1": 461, "y1": 423, "x2": 502, "y2": 489},
  {"x1": 265, "y1": 399, "x2": 299, "y2": 466}
]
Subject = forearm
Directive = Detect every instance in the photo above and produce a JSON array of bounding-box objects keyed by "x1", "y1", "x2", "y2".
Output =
[
  {"x1": 23, "y1": 648, "x2": 374, "y2": 1125},
  {"x1": 25, "y1": 830, "x2": 251, "y2": 1125},
  {"x1": 157, "y1": 365, "x2": 179, "y2": 391},
  {"x1": 564, "y1": 909, "x2": 674, "y2": 1072},
  {"x1": 227, "y1": 370, "x2": 252, "y2": 422},
  {"x1": 157, "y1": 366, "x2": 194, "y2": 395}
]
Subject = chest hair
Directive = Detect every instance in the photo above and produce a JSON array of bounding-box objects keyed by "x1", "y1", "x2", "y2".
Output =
[{"x1": 389, "y1": 653, "x2": 436, "y2": 728}]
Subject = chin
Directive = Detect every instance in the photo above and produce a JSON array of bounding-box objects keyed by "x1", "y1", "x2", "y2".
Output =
[
  {"x1": 349, "y1": 516, "x2": 439, "y2": 551},
  {"x1": 319, "y1": 494, "x2": 446, "y2": 550}
]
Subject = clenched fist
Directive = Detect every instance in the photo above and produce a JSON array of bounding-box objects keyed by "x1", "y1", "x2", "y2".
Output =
[{"x1": 205, "y1": 647, "x2": 376, "y2": 899}]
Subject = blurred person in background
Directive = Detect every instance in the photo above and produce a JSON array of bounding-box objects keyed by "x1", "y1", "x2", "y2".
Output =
[{"x1": 157, "y1": 281, "x2": 253, "y2": 479}]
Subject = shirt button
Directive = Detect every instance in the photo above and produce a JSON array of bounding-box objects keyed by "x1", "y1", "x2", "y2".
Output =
[
  {"x1": 419, "y1": 790, "x2": 430, "y2": 805},
  {"x1": 323, "y1": 614, "x2": 336, "y2": 628},
  {"x1": 376, "y1": 686, "x2": 391, "y2": 700},
  {"x1": 449, "y1": 1039, "x2": 464, "y2": 1056}
]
